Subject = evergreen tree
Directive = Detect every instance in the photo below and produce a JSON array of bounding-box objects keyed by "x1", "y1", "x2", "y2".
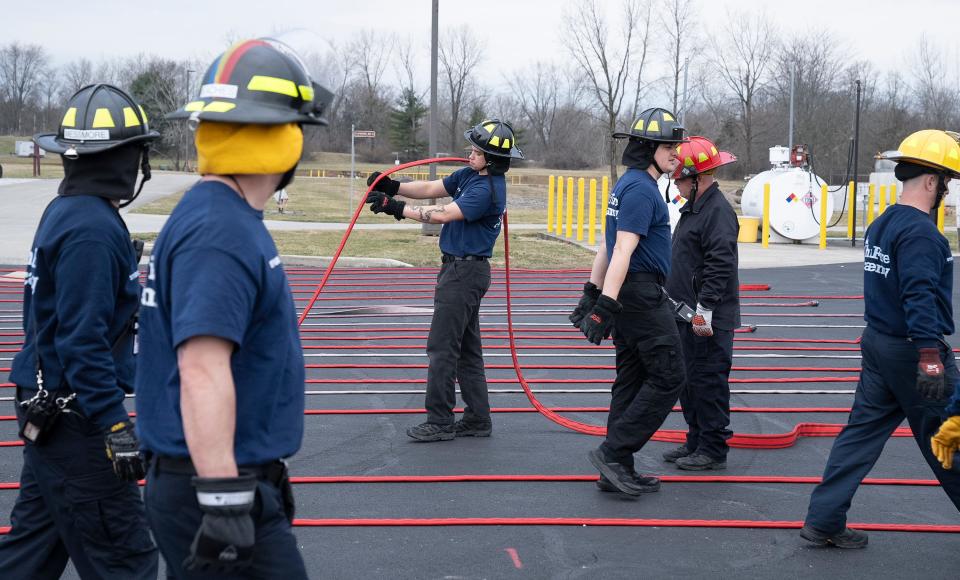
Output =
[{"x1": 389, "y1": 88, "x2": 427, "y2": 161}]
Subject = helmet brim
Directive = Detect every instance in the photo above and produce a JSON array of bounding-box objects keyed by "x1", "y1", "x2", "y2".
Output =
[
  {"x1": 611, "y1": 131, "x2": 690, "y2": 143},
  {"x1": 34, "y1": 130, "x2": 160, "y2": 155},
  {"x1": 166, "y1": 101, "x2": 328, "y2": 126},
  {"x1": 880, "y1": 152, "x2": 960, "y2": 179}
]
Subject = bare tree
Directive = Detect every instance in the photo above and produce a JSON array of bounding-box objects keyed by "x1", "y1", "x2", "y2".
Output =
[
  {"x1": 911, "y1": 35, "x2": 960, "y2": 128},
  {"x1": 61, "y1": 58, "x2": 94, "y2": 96},
  {"x1": 661, "y1": 0, "x2": 696, "y2": 114},
  {"x1": 439, "y1": 25, "x2": 484, "y2": 153},
  {"x1": 713, "y1": 9, "x2": 776, "y2": 171},
  {"x1": 0, "y1": 42, "x2": 48, "y2": 134},
  {"x1": 628, "y1": 2, "x2": 654, "y2": 122},
  {"x1": 512, "y1": 62, "x2": 561, "y2": 153},
  {"x1": 564, "y1": 0, "x2": 644, "y2": 182}
]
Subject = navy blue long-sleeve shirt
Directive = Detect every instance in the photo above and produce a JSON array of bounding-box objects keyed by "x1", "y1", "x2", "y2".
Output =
[
  {"x1": 863, "y1": 204, "x2": 954, "y2": 348},
  {"x1": 10, "y1": 195, "x2": 140, "y2": 431}
]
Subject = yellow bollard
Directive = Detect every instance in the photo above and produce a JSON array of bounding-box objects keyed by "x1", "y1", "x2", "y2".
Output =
[
  {"x1": 889, "y1": 183, "x2": 896, "y2": 206},
  {"x1": 762, "y1": 183, "x2": 771, "y2": 248},
  {"x1": 547, "y1": 175, "x2": 555, "y2": 233},
  {"x1": 556, "y1": 176, "x2": 564, "y2": 235},
  {"x1": 588, "y1": 178, "x2": 598, "y2": 245},
  {"x1": 847, "y1": 181, "x2": 855, "y2": 240},
  {"x1": 819, "y1": 184, "x2": 828, "y2": 249},
  {"x1": 577, "y1": 178, "x2": 585, "y2": 241},
  {"x1": 566, "y1": 177, "x2": 574, "y2": 238},
  {"x1": 601, "y1": 176, "x2": 610, "y2": 235},
  {"x1": 867, "y1": 184, "x2": 875, "y2": 226},
  {"x1": 878, "y1": 185, "x2": 887, "y2": 216},
  {"x1": 937, "y1": 203, "x2": 946, "y2": 233}
]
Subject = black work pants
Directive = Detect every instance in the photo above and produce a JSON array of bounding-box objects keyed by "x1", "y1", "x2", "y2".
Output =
[
  {"x1": 805, "y1": 326, "x2": 960, "y2": 534},
  {"x1": 145, "y1": 458, "x2": 307, "y2": 580},
  {"x1": 0, "y1": 389, "x2": 158, "y2": 580},
  {"x1": 600, "y1": 281, "x2": 686, "y2": 468},
  {"x1": 424, "y1": 260, "x2": 492, "y2": 425},
  {"x1": 677, "y1": 324, "x2": 734, "y2": 459}
]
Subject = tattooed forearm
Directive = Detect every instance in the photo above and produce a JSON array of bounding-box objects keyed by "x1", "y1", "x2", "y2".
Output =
[{"x1": 412, "y1": 205, "x2": 447, "y2": 223}]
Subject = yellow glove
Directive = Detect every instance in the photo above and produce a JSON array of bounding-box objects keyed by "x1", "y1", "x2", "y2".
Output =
[{"x1": 931, "y1": 416, "x2": 960, "y2": 470}]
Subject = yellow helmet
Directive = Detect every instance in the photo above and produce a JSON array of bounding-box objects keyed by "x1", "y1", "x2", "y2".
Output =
[{"x1": 880, "y1": 129, "x2": 960, "y2": 178}]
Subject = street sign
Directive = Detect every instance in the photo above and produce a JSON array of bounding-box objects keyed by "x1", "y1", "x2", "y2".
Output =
[{"x1": 353, "y1": 130, "x2": 376, "y2": 138}]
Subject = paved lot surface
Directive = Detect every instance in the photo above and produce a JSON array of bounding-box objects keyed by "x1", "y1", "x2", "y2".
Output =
[{"x1": 0, "y1": 262, "x2": 958, "y2": 579}]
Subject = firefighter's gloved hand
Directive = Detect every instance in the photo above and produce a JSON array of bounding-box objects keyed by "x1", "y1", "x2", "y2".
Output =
[
  {"x1": 367, "y1": 191, "x2": 406, "y2": 220},
  {"x1": 366, "y1": 171, "x2": 400, "y2": 197},
  {"x1": 692, "y1": 304, "x2": 714, "y2": 337},
  {"x1": 104, "y1": 420, "x2": 146, "y2": 482},
  {"x1": 579, "y1": 295, "x2": 622, "y2": 345},
  {"x1": 931, "y1": 416, "x2": 960, "y2": 470},
  {"x1": 569, "y1": 282, "x2": 601, "y2": 328},
  {"x1": 185, "y1": 473, "x2": 258, "y2": 573},
  {"x1": 917, "y1": 347, "x2": 946, "y2": 400}
]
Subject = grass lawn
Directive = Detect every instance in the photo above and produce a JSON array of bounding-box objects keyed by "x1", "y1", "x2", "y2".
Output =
[
  {"x1": 133, "y1": 229, "x2": 595, "y2": 269},
  {"x1": 132, "y1": 176, "x2": 554, "y2": 224}
]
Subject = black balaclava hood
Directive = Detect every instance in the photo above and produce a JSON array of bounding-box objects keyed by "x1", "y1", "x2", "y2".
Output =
[
  {"x1": 58, "y1": 143, "x2": 143, "y2": 201},
  {"x1": 895, "y1": 161, "x2": 949, "y2": 216},
  {"x1": 622, "y1": 138, "x2": 656, "y2": 170},
  {"x1": 486, "y1": 155, "x2": 511, "y2": 176}
]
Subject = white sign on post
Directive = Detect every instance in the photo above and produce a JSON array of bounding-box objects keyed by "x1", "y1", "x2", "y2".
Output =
[{"x1": 353, "y1": 130, "x2": 376, "y2": 139}]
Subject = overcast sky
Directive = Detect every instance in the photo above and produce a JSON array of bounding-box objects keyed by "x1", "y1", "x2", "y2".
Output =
[{"x1": 4, "y1": 0, "x2": 959, "y2": 98}]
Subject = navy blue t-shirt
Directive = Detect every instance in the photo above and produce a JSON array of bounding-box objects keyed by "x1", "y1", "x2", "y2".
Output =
[
  {"x1": 439, "y1": 167, "x2": 506, "y2": 257},
  {"x1": 863, "y1": 204, "x2": 954, "y2": 348},
  {"x1": 10, "y1": 195, "x2": 140, "y2": 431},
  {"x1": 605, "y1": 168, "x2": 671, "y2": 277},
  {"x1": 135, "y1": 181, "x2": 305, "y2": 465}
]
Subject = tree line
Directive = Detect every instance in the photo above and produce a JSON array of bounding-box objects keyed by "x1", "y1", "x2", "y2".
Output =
[{"x1": 1, "y1": 0, "x2": 957, "y2": 181}]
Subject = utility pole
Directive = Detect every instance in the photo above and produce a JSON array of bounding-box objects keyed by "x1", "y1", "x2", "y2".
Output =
[
  {"x1": 788, "y1": 63, "x2": 795, "y2": 150},
  {"x1": 852, "y1": 79, "x2": 862, "y2": 247},
  {"x1": 423, "y1": 0, "x2": 442, "y2": 235}
]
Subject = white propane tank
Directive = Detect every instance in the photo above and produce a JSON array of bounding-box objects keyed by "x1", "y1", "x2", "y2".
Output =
[
  {"x1": 657, "y1": 175, "x2": 687, "y2": 231},
  {"x1": 741, "y1": 167, "x2": 834, "y2": 241}
]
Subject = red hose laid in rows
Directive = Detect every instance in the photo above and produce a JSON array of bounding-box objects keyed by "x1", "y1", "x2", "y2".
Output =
[
  {"x1": 0, "y1": 474, "x2": 939, "y2": 490},
  {"x1": 0, "y1": 424, "x2": 911, "y2": 449},
  {"x1": 287, "y1": 519, "x2": 959, "y2": 533}
]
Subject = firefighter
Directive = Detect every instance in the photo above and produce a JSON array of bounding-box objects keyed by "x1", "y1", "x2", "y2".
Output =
[
  {"x1": 664, "y1": 136, "x2": 740, "y2": 470},
  {"x1": 802, "y1": 129, "x2": 960, "y2": 548},
  {"x1": 0, "y1": 84, "x2": 159, "y2": 579},
  {"x1": 571, "y1": 107, "x2": 689, "y2": 496},
  {"x1": 365, "y1": 120, "x2": 523, "y2": 441},
  {"x1": 135, "y1": 38, "x2": 332, "y2": 577}
]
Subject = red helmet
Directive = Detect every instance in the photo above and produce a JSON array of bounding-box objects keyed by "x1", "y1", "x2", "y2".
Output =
[{"x1": 672, "y1": 136, "x2": 736, "y2": 179}]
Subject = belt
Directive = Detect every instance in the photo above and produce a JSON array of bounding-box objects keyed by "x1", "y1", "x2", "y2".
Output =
[
  {"x1": 441, "y1": 253, "x2": 488, "y2": 263},
  {"x1": 625, "y1": 271, "x2": 664, "y2": 284},
  {"x1": 152, "y1": 455, "x2": 287, "y2": 486}
]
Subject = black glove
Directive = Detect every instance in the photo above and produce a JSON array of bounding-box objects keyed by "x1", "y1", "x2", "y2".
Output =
[
  {"x1": 579, "y1": 294, "x2": 622, "y2": 345},
  {"x1": 917, "y1": 347, "x2": 947, "y2": 400},
  {"x1": 367, "y1": 191, "x2": 407, "y2": 220},
  {"x1": 366, "y1": 171, "x2": 400, "y2": 197},
  {"x1": 104, "y1": 420, "x2": 146, "y2": 482},
  {"x1": 184, "y1": 472, "x2": 258, "y2": 573},
  {"x1": 569, "y1": 282, "x2": 601, "y2": 328}
]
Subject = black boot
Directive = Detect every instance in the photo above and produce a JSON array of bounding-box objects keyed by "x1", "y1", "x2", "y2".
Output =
[
  {"x1": 800, "y1": 525, "x2": 868, "y2": 549},
  {"x1": 406, "y1": 422, "x2": 455, "y2": 442},
  {"x1": 452, "y1": 418, "x2": 492, "y2": 437},
  {"x1": 662, "y1": 444, "x2": 695, "y2": 463},
  {"x1": 588, "y1": 448, "x2": 660, "y2": 496},
  {"x1": 674, "y1": 452, "x2": 726, "y2": 471}
]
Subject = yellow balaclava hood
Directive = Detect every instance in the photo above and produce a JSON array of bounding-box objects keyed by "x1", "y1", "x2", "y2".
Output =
[{"x1": 195, "y1": 122, "x2": 303, "y2": 175}]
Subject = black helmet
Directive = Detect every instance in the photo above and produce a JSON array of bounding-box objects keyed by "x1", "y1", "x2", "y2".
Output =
[
  {"x1": 613, "y1": 107, "x2": 688, "y2": 143},
  {"x1": 166, "y1": 38, "x2": 334, "y2": 126},
  {"x1": 34, "y1": 84, "x2": 159, "y2": 157},
  {"x1": 464, "y1": 119, "x2": 524, "y2": 159}
]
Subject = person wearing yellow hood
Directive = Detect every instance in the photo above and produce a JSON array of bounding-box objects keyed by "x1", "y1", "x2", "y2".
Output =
[{"x1": 134, "y1": 38, "x2": 333, "y2": 578}]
